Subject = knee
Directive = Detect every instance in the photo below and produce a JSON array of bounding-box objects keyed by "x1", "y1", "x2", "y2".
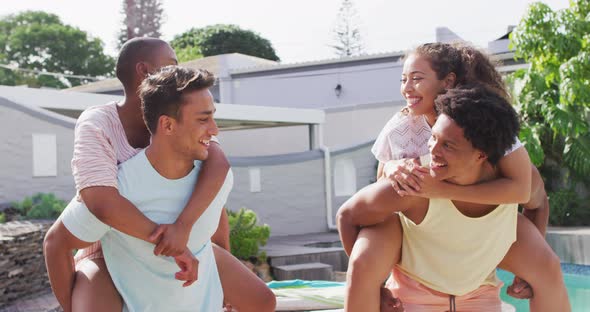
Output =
[
  {"x1": 347, "y1": 248, "x2": 373, "y2": 279},
  {"x1": 240, "y1": 286, "x2": 276, "y2": 312},
  {"x1": 336, "y1": 207, "x2": 347, "y2": 230},
  {"x1": 544, "y1": 251, "x2": 563, "y2": 281},
  {"x1": 336, "y1": 200, "x2": 358, "y2": 229},
  {"x1": 43, "y1": 223, "x2": 62, "y2": 256},
  {"x1": 259, "y1": 288, "x2": 276, "y2": 312}
]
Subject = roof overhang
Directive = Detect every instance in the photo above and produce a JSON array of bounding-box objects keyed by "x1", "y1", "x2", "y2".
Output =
[{"x1": 0, "y1": 86, "x2": 324, "y2": 130}]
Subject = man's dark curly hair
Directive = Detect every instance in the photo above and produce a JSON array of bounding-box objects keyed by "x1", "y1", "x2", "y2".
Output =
[
  {"x1": 139, "y1": 65, "x2": 215, "y2": 134},
  {"x1": 434, "y1": 85, "x2": 520, "y2": 165}
]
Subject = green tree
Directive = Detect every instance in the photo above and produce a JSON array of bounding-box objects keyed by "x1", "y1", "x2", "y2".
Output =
[
  {"x1": 510, "y1": 0, "x2": 590, "y2": 225},
  {"x1": 0, "y1": 11, "x2": 115, "y2": 88},
  {"x1": 331, "y1": 0, "x2": 364, "y2": 57},
  {"x1": 118, "y1": 0, "x2": 164, "y2": 47},
  {"x1": 510, "y1": 0, "x2": 590, "y2": 182},
  {"x1": 171, "y1": 24, "x2": 279, "y2": 62}
]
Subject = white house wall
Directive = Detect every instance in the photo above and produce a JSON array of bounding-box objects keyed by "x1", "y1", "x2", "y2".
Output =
[
  {"x1": 217, "y1": 103, "x2": 403, "y2": 156},
  {"x1": 218, "y1": 125, "x2": 310, "y2": 157},
  {"x1": 226, "y1": 141, "x2": 376, "y2": 236},
  {"x1": 229, "y1": 62, "x2": 404, "y2": 109},
  {"x1": 0, "y1": 101, "x2": 76, "y2": 203},
  {"x1": 323, "y1": 103, "x2": 404, "y2": 150},
  {"x1": 330, "y1": 143, "x2": 377, "y2": 224}
]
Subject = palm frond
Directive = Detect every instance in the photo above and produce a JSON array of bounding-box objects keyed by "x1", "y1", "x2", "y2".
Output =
[
  {"x1": 563, "y1": 133, "x2": 590, "y2": 177},
  {"x1": 519, "y1": 124, "x2": 546, "y2": 166}
]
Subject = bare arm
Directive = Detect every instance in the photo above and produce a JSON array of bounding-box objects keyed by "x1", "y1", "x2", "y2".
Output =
[
  {"x1": 400, "y1": 147, "x2": 532, "y2": 205},
  {"x1": 440, "y1": 147, "x2": 532, "y2": 204},
  {"x1": 83, "y1": 143, "x2": 229, "y2": 256},
  {"x1": 43, "y1": 220, "x2": 92, "y2": 312},
  {"x1": 153, "y1": 142, "x2": 230, "y2": 256},
  {"x1": 337, "y1": 179, "x2": 421, "y2": 256},
  {"x1": 176, "y1": 142, "x2": 229, "y2": 229},
  {"x1": 211, "y1": 208, "x2": 231, "y2": 251},
  {"x1": 81, "y1": 187, "x2": 158, "y2": 242},
  {"x1": 521, "y1": 165, "x2": 549, "y2": 236}
]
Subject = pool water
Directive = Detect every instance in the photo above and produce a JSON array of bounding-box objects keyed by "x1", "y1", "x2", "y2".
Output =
[{"x1": 498, "y1": 264, "x2": 590, "y2": 311}]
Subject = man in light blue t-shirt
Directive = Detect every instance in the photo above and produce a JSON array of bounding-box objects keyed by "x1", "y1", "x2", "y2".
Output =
[{"x1": 49, "y1": 66, "x2": 231, "y2": 311}]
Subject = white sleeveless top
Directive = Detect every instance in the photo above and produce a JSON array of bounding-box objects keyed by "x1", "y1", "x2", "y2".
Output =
[{"x1": 372, "y1": 110, "x2": 523, "y2": 162}]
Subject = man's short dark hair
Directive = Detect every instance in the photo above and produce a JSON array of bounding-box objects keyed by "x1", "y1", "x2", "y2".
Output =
[
  {"x1": 435, "y1": 85, "x2": 520, "y2": 165},
  {"x1": 116, "y1": 37, "x2": 169, "y2": 87},
  {"x1": 139, "y1": 65, "x2": 216, "y2": 134}
]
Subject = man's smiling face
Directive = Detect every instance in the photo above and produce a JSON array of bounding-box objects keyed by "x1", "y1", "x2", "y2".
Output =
[
  {"x1": 170, "y1": 88, "x2": 218, "y2": 161},
  {"x1": 428, "y1": 114, "x2": 487, "y2": 185}
]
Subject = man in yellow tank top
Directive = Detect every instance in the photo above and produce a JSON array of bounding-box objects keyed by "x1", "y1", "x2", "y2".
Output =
[{"x1": 338, "y1": 86, "x2": 569, "y2": 312}]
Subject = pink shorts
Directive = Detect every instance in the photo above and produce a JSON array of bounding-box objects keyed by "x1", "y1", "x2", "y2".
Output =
[
  {"x1": 386, "y1": 267, "x2": 504, "y2": 312},
  {"x1": 74, "y1": 241, "x2": 104, "y2": 268}
]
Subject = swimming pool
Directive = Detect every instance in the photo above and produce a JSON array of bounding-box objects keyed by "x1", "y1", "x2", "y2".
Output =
[{"x1": 498, "y1": 264, "x2": 590, "y2": 311}]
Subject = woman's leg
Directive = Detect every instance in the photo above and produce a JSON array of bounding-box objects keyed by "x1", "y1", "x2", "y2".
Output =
[
  {"x1": 212, "y1": 243, "x2": 276, "y2": 312},
  {"x1": 71, "y1": 257, "x2": 123, "y2": 312},
  {"x1": 498, "y1": 214, "x2": 571, "y2": 312},
  {"x1": 345, "y1": 214, "x2": 403, "y2": 312}
]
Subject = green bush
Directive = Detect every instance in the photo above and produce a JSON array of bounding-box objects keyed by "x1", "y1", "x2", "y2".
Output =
[
  {"x1": 0, "y1": 213, "x2": 5, "y2": 223},
  {"x1": 548, "y1": 189, "x2": 590, "y2": 226},
  {"x1": 228, "y1": 208, "x2": 270, "y2": 261},
  {"x1": 12, "y1": 193, "x2": 66, "y2": 220}
]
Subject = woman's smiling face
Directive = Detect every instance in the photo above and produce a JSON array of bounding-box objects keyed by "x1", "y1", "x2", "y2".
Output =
[{"x1": 400, "y1": 53, "x2": 449, "y2": 118}]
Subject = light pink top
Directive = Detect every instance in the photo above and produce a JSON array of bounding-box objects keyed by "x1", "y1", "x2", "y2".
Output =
[
  {"x1": 72, "y1": 102, "x2": 141, "y2": 193},
  {"x1": 372, "y1": 109, "x2": 523, "y2": 163},
  {"x1": 71, "y1": 102, "x2": 141, "y2": 263}
]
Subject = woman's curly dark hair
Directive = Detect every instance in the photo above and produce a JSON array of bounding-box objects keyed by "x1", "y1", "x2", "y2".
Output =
[
  {"x1": 409, "y1": 42, "x2": 510, "y2": 101},
  {"x1": 435, "y1": 85, "x2": 520, "y2": 165}
]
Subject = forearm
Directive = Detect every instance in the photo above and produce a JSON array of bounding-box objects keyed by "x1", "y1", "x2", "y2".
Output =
[
  {"x1": 523, "y1": 202, "x2": 548, "y2": 237},
  {"x1": 522, "y1": 188, "x2": 550, "y2": 236},
  {"x1": 176, "y1": 142, "x2": 230, "y2": 227},
  {"x1": 82, "y1": 188, "x2": 157, "y2": 242},
  {"x1": 211, "y1": 208, "x2": 230, "y2": 251},
  {"x1": 442, "y1": 177, "x2": 530, "y2": 205},
  {"x1": 521, "y1": 164, "x2": 549, "y2": 236}
]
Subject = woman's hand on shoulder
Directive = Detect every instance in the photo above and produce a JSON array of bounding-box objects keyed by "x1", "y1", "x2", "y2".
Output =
[
  {"x1": 383, "y1": 158, "x2": 428, "y2": 196},
  {"x1": 397, "y1": 171, "x2": 448, "y2": 198}
]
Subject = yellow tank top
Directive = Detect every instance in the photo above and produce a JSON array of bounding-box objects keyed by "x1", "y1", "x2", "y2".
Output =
[{"x1": 398, "y1": 198, "x2": 517, "y2": 296}]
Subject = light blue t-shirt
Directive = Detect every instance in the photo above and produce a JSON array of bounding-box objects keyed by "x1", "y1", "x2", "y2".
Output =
[{"x1": 62, "y1": 149, "x2": 233, "y2": 312}]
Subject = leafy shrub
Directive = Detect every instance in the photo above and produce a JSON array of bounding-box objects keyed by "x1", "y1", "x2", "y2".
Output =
[
  {"x1": 12, "y1": 193, "x2": 66, "y2": 220},
  {"x1": 548, "y1": 189, "x2": 590, "y2": 226},
  {"x1": 0, "y1": 213, "x2": 5, "y2": 223},
  {"x1": 228, "y1": 208, "x2": 270, "y2": 261}
]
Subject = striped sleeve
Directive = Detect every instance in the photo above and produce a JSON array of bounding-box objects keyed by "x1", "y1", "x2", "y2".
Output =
[{"x1": 71, "y1": 117, "x2": 118, "y2": 192}]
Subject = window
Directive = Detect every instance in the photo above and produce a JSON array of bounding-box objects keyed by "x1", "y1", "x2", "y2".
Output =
[
  {"x1": 249, "y1": 167, "x2": 261, "y2": 193},
  {"x1": 334, "y1": 158, "x2": 356, "y2": 196},
  {"x1": 32, "y1": 134, "x2": 57, "y2": 177}
]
